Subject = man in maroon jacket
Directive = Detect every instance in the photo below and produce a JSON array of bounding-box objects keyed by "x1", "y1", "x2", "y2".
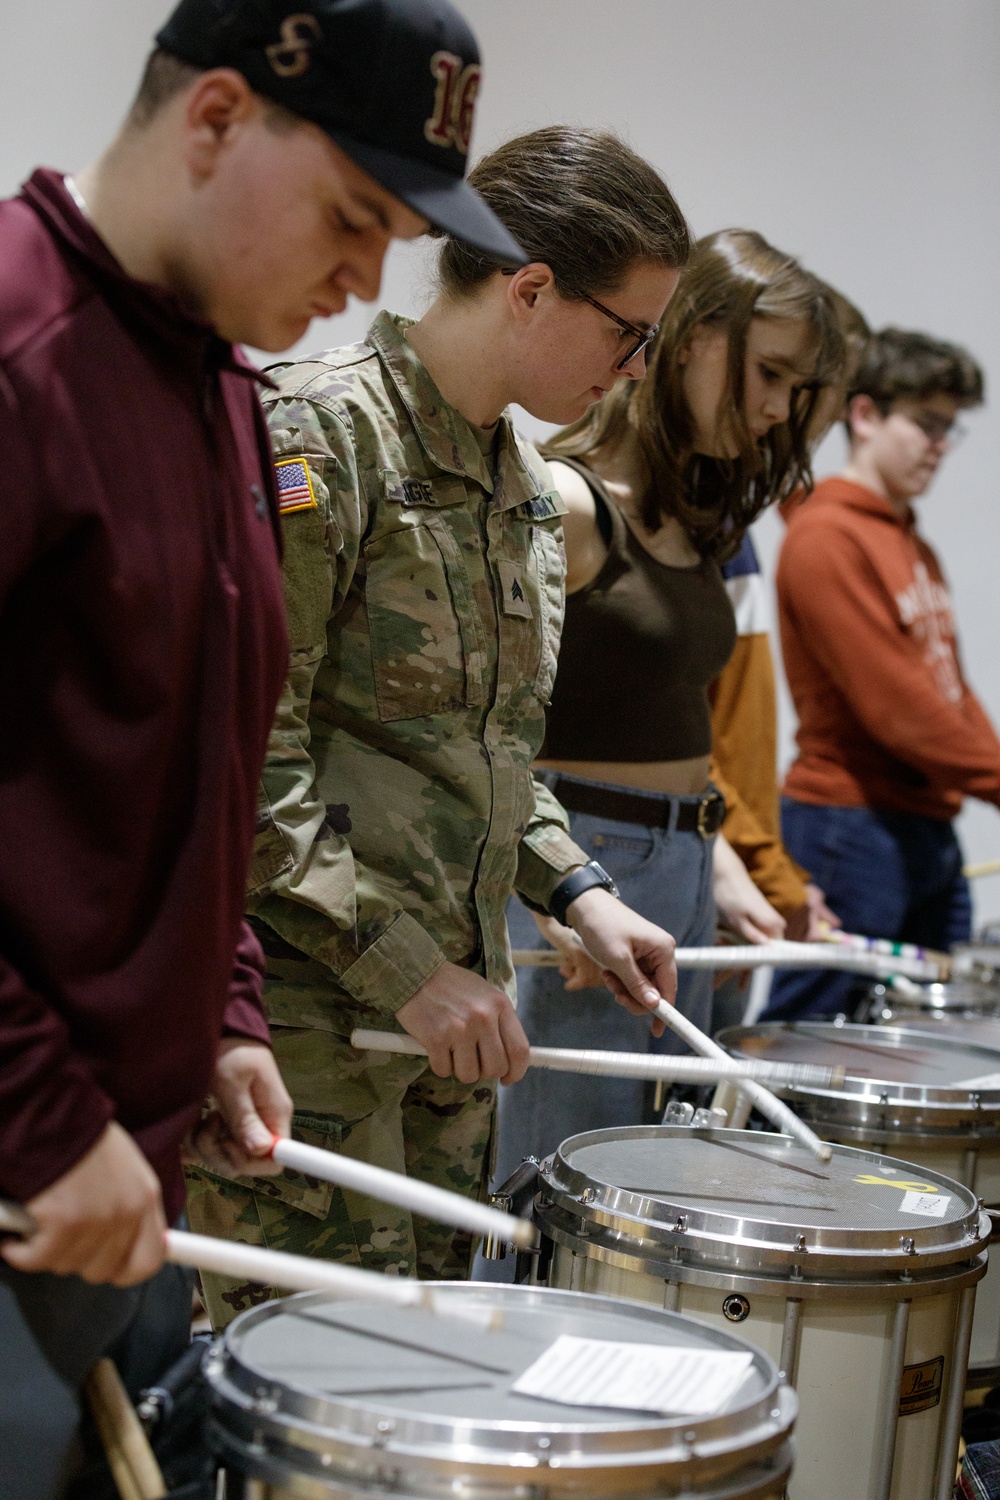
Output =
[{"x1": 0, "y1": 1, "x2": 524, "y2": 1493}]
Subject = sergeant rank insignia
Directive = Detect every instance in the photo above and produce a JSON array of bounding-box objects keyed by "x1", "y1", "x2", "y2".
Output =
[{"x1": 274, "y1": 457, "x2": 318, "y2": 514}]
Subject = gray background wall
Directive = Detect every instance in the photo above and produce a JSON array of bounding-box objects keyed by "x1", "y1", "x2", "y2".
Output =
[{"x1": 5, "y1": 0, "x2": 999, "y2": 921}]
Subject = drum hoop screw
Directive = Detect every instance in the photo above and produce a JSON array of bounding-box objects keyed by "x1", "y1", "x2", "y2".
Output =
[
  {"x1": 537, "y1": 1437, "x2": 551, "y2": 1449},
  {"x1": 794, "y1": 1234, "x2": 807, "y2": 1252},
  {"x1": 377, "y1": 1419, "x2": 396, "y2": 1433},
  {"x1": 684, "y1": 1430, "x2": 697, "y2": 1443},
  {"x1": 674, "y1": 1215, "x2": 687, "y2": 1233},
  {"x1": 790, "y1": 1264, "x2": 803, "y2": 1280}
]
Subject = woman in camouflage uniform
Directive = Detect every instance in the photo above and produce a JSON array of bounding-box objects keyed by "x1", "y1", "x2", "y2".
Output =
[{"x1": 186, "y1": 126, "x2": 691, "y2": 1324}]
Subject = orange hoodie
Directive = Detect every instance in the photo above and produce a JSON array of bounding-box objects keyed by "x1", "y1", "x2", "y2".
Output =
[{"x1": 778, "y1": 477, "x2": 1000, "y2": 819}]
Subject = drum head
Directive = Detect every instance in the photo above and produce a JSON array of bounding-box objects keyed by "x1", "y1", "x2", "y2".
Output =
[
  {"x1": 718, "y1": 1022, "x2": 1000, "y2": 1110},
  {"x1": 541, "y1": 1127, "x2": 983, "y2": 1277},
  {"x1": 207, "y1": 1283, "x2": 794, "y2": 1496}
]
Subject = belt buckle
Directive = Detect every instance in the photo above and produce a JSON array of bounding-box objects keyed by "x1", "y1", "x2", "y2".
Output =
[{"x1": 697, "y1": 792, "x2": 724, "y2": 839}]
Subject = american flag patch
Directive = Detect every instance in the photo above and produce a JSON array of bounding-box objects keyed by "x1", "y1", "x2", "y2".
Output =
[{"x1": 274, "y1": 457, "x2": 317, "y2": 514}]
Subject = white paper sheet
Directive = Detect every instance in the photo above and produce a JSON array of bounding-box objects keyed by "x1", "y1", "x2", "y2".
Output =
[
  {"x1": 899, "y1": 1190, "x2": 950, "y2": 1218},
  {"x1": 511, "y1": 1335, "x2": 754, "y2": 1416}
]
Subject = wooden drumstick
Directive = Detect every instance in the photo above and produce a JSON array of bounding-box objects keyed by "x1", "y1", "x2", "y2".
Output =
[
  {"x1": 84, "y1": 1359, "x2": 166, "y2": 1500},
  {"x1": 648, "y1": 999, "x2": 833, "y2": 1163},
  {"x1": 350, "y1": 1029, "x2": 846, "y2": 1091}
]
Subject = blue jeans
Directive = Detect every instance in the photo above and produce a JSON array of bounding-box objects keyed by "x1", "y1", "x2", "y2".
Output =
[
  {"x1": 494, "y1": 776, "x2": 716, "y2": 1183},
  {"x1": 764, "y1": 799, "x2": 972, "y2": 1021}
]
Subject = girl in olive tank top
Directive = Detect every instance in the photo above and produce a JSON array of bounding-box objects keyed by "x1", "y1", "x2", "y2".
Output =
[{"x1": 496, "y1": 230, "x2": 847, "y2": 1175}]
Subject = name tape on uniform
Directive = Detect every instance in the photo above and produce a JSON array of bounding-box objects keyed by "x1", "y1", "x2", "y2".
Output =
[{"x1": 511, "y1": 1334, "x2": 754, "y2": 1416}]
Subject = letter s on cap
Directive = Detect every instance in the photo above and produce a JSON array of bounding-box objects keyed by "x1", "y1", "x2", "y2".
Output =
[{"x1": 266, "y1": 13, "x2": 323, "y2": 78}]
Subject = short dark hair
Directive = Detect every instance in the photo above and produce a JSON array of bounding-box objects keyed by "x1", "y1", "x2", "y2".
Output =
[
  {"x1": 126, "y1": 45, "x2": 302, "y2": 134},
  {"x1": 437, "y1": 126, "x2": 691, "y2": 299},
  {"x1": 126, "y1": 48, "x2": 202, "y2": 128},
  {"x1": 850, "y1": 326, "x2": 985, "y2": 412}
]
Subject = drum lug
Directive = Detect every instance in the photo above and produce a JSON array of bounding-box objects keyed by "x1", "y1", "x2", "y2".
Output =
[
  {"x1": 899, "y1": 1235, "x2": 916, "y2": 1255},
  {"x1": 794, "y1": 1234, "x2": 807, "y2": 1253}
]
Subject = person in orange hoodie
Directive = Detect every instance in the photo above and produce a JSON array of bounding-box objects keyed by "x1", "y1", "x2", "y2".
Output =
[{"x1": 767, "y1": 326, "x2": 990, "y2": 1019}]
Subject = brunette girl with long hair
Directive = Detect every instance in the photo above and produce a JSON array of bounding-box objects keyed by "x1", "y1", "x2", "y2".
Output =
[{"x1": 496, "y1": 229, "x2": 846, "y2": 1174}]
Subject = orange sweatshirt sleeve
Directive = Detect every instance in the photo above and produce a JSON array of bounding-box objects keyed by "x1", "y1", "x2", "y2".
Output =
[
  {"x1": 711, "y1": 758, "x2": 811, "y2": 921},
  {"x1": 780, "y1": 522, "x2": 1000, "y2": 804}
]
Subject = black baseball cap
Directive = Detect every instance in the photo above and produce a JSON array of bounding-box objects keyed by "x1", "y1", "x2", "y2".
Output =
[{"x1": 155, "y1": 0, "x2": 527, "y2": 266}]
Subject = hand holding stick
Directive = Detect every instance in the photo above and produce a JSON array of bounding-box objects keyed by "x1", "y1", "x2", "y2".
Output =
[{"x1": 351, "y1": 1029, "x2": 845, "y2": 1091}]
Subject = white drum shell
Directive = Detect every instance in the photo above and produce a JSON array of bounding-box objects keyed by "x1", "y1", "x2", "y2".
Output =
[
  {"x1": 721, "y1": 1021, "x2": 1000, "y2": 1381},
  {"x1": 537, "y1": 1128, "x2": 987, "y2": 1500}
]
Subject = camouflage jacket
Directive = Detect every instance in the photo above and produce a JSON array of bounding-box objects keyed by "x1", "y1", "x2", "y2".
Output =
[{"x1": 248, "y1": 312, "x2": 587, "y2": 1035}]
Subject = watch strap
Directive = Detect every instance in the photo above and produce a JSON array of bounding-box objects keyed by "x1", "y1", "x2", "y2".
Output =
[{"x1": 548, "y1": 861, "x2": 620, "y2": 926}]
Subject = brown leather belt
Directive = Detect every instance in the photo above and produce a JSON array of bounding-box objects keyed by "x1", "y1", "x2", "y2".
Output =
[{"x1": 551, "y1": 777, "x2": 726, "y2": 838}]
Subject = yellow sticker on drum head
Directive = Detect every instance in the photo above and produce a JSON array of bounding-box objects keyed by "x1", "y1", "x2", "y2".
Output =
[
  {"x1": 899, "y1": 1356, "x2": 943, "y2": 1416},
  {"x1": 854, "y1": 1173, "x2": 938, "y2": 1194}
]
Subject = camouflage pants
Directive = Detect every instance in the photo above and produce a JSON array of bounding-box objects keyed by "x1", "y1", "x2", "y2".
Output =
[{"x1": 185, "y1": 1025, "x2": 496, "y2": 1329}]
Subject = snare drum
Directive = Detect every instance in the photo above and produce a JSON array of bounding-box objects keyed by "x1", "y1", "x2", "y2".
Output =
[
  {"x1": 720, "y1": 1022, "x2": 1000, "y2": 1386},
  {"x1": 537, "y1": 1126, "x2": 988, "y2": 1500},
  {"x1": 859, "y1": 978, "x2": 1000, "y2": 1026},
  {"x1": 206, "y1": 1282, "x2": 795, "y2": 1498}
]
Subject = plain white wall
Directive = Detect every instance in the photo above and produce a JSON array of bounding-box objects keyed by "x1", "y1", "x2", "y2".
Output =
[{"x1": 4, "y1": 1, "x2": 999, "y2": 919}]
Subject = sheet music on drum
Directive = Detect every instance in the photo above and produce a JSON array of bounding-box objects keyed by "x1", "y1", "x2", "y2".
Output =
[{"x1": 511, "y1": 1334, "x2": 754, "y2": 1416}]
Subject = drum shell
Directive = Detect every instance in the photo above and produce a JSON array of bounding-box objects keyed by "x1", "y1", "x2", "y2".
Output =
[
  {"x1": 722, "y1": 1020, "x2": 1000, "y2": 1381},
  {"x1": 536, "y1": 1130, "x2": 987, "y2": 1500},
  {"x1": 206, "y1": 1283, "x2": 795, "y2": 1500},
  {"x1": 870, "y1": 1009, "x2": 1000, "y2": 1377}
]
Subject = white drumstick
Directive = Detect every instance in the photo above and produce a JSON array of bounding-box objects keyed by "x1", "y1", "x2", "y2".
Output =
[
  {"x1": 0, "y1": 1203, "x2": 457, "y2": 1314},
  {"x1": 512, "y1": 943, "x2": 945, "y2": 982},
  {"x1": 649, "y1": 1000, "x2": 832, "y2": 1163},
  {"x1": 350, "y1": 1029, "x2": 845, "y2": 1090},
  {"x1": 259, "y1": 1135, "x2": 535, "y2": 1251}
]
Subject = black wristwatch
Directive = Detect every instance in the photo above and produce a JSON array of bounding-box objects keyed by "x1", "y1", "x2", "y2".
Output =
[{"x1": 549, "y1": 861, "x2": 620, "y2": 926}]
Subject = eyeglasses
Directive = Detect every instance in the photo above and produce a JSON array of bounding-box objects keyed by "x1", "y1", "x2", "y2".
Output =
[
  {"x1": 502, "y1": 270, "x2": 658, "y2": 371},
  {"x1": 898, "y1": 408, "x2": 967, "y2": 446},
  {"x1": 573, "y1": 288, "x2": 660, "y2": 371}
]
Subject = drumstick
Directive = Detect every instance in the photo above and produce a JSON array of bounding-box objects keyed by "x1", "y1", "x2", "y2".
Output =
[
  {"x1": 260, "y1": 1135, "x2": 535, "y2": 1250},
  {"x1": 0, "y1": 1202, "x2": 484, "y2": 1315},
  {"x1": 350, "y1": 1029, "x2": 846, "y2": 1090},
  {"x1": 513, "y1": 941, "x2": 947, "y2": 982},
  {"x1": 965, "y1": 858, "x2": 1000, "y2": 879},
  {"x1": 648, "y1": 999, "x2": 833, "y2": 1163},
  {"x1": 84, "y1": 1359, "x2": 166, "y2": 1500}
]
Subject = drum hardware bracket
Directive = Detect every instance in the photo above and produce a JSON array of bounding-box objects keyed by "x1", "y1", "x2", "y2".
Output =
[
  {"x1": 899, "y1": 1236, "x2": 916, "y2": 1255},
  {"x1": 483, "y1": 1157, "x2": 540, "y2": 1262},
  {"x1": 794, "y1": 1234, "x2": 807, "y2": 1253},
  {"x1": 673, "y1": 1214, "x2": 687, "y2": 1234}
]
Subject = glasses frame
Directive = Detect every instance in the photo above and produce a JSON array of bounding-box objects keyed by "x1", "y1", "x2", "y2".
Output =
[
  {"x1": 501, "y1": 269, "x2": 658, "y2": 371},
  {"x1": 904, "y1": 410, "x2": 967, "y2": 447}
]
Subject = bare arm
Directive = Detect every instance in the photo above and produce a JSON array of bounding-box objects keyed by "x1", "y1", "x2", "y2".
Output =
[{"x1": 548, "y1": 461, "x2": 610, "y2": 595}]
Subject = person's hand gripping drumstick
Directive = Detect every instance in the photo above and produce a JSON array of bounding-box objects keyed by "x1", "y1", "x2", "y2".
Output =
[
  {"x1": 557, "y1": 885, "x2": 677, "y2": 1038},
  {"x1": 184, "y1": 1038, "x2": 293, "y2": 1179},
  {"x1": 2, "y1": 1040, "x2": 293, "y2": 1287}
]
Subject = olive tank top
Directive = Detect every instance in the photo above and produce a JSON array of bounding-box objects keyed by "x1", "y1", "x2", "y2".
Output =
[{"x1": 541, "y1": 459, "x2": 737, "y2": 762}]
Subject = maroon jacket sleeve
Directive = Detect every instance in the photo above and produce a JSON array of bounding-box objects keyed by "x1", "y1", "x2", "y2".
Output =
[
  {"x1": 221, "y1": 920, "x2": 272, "y2": 1045},
  {"x1": 0, "y1": 369, "x2": 118, "y2": 1200}
]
